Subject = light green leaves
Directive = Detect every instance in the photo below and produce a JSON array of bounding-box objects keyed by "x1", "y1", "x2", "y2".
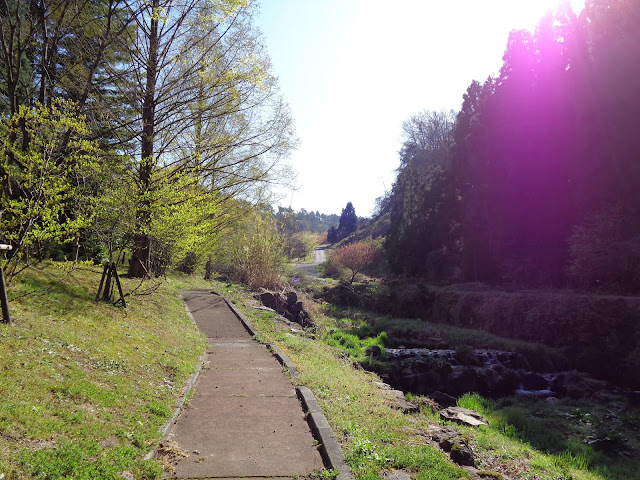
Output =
[{"x1": 1, "y1": 99, "x2": 100, "y2": 274}]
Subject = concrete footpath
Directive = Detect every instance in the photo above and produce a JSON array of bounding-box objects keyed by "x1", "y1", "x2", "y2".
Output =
[{"x1": 164, "y1": 290, "x2": 324, "y2": 479}]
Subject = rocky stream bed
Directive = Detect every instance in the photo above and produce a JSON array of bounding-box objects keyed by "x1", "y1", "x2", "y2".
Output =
[{"x1": 381, "y1": 346, "x2": 608, "y2": 400}]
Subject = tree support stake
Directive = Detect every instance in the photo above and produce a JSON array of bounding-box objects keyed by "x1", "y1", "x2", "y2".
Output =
[{"x1": 0, "y1": 244, "x2": 13, "y2": 324}]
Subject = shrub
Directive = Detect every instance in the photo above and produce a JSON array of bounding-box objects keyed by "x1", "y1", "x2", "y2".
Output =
[
  {"x1": 284, "y1": 231, "x2": 318, "y2": 260},
  {"x1": 332, "y1": 241, "x2": 383, "y2": 283},
  {"x1": 176, "y1": 251, "x2": 199, "y2": 274},
  {"x1": 217, "y1": 214, "x2": 286, "y2": 289},
  {"x1": 320, "y1": 255, "x2": 347, "y2": 280}
]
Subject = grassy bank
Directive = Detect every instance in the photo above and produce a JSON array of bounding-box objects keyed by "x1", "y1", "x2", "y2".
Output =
[
  {"x1": 456, "y1": 393, "x2": 639, "y2": 480},
  {"x1": 2, "y1": 263, "x2": 637, "y2": 479},
  {"x1": 0, "y1": 262, "x2": 210, "y2": 479},
  {"x1": 220, "y1": 283, "x2": 468, "y2": 480},
  {"x1": 221, "y1": 279, "x2": 640, "y2": 480}
]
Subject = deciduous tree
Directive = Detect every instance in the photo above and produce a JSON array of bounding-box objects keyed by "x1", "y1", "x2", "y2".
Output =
[
  {"x1": 0, "y1": 100, "x2": 99, "y2": 280},
  {"x1": 332, "y1": 241, "x2": 382, "y2": 284},
  {"x1": 117, "y1": 0, "x2": 295, "y2": 276}
]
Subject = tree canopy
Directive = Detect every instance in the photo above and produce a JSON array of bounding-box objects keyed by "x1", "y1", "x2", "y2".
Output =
[
  {"x1": 0, "y1": 0, "x2": 296, "y2": 280},
  {"x1": 379, "y1": 0, "x2": 640, "y2": 291}
]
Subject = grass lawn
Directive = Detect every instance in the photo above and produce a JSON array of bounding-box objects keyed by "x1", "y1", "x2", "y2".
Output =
[{"x1": 0, "y1": 262, "x2": 210, "y2": 479}]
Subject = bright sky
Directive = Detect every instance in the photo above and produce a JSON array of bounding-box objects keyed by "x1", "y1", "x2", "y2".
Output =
[{"x1": 256, "y1": 0, "x2": 585, "y2": 218}]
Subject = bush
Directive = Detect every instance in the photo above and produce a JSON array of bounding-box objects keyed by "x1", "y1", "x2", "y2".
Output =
[
  {"x1": 217, "y1": 214, "x2": 286, "y2": 289},
  {"x1": 320, "y1": 255, "x2": 348, "y2": 280},
  {"x1": 332, "y1": 241, "x2": 384, "y2": 283},
  {"x1": 176, "y1": 251, "x2": 199, "y2": 274},
  {"x1": 284, "y1": 231, "x2": 318, "y2": 260}
]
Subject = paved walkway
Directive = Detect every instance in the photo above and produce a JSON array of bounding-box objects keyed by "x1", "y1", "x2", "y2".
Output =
[
  {"x1": 165, "y1": 290, "x2": 324, "y2": 479},
  {"x1": 293, "y1": 247, "x2": 327, "y2": 278}
]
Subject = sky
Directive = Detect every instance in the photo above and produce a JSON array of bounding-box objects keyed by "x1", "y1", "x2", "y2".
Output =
[{"x1": 255, "y1": 0, "x2": 586, "y2": 218}]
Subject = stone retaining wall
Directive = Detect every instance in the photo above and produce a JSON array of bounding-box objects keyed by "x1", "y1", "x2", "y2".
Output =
[{"x1": 429, "y1": 289, "x2": 640, "y2": 387}]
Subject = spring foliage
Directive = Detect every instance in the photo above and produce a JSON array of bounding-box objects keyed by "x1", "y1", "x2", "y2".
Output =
[
  {"x1": 0, "y1": 100, "x2": 99, "y2": 277},
  {"x1": 0, "y1": 1, "x2": 296, "y2": 280},
  {"x1": 217, "y1": 212, "x2": 286, "y2": 289},
  {"x1": 332, "y1": 241, "x2": 383, "y2": 283}
]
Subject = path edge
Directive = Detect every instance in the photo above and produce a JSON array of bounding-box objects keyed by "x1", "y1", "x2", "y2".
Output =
[
  {"x1": 144, "y1": 291, "x2": 207, "y2": 461},
  {"x1": 224, "y1": 294, "x2": 353, "y2": 480}
]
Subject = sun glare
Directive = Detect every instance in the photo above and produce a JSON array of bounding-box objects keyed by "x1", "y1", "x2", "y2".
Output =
[{"x1": 497, "y1": 0, "x2": 586, "y2": 30}]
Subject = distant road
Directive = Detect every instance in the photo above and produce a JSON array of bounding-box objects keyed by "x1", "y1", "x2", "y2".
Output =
[{"x1": 293, "y1": 246, "x2": 327, "y2": 278}]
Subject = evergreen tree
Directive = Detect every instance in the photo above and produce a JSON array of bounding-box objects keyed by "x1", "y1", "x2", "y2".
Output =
[
  {"x1": 336, "y1": 202, "x2": 357, "y2": 240},
  {"x1": 327, "y1": 226, "x2": 338, "y2": 243}
]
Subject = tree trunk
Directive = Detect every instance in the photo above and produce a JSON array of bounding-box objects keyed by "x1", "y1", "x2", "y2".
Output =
[
  {"x1": 128, "y1": 0, "x2": 159, "y2": 277},
  {"x1": 129, "y1": 234, "x2": 151, "y2": 278},
  {"x1": 204, "y1": 255, "x2": 213, "y2": 280}
]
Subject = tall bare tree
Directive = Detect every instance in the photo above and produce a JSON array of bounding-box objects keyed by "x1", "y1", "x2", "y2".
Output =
[{"x1": 117, "y1": 0, "x2": 296, "y2": 276}]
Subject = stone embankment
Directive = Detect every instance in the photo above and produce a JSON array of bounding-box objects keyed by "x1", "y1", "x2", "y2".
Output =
[
  {"x1": 256, "y1": 289, "x2": 312, "y2": 327},
  {"x1": 430, "y1": 286, "x2": 640, "y2": 388},
  {"x1": 385, "y1": 346, "x2": 611, "y2": 400}
]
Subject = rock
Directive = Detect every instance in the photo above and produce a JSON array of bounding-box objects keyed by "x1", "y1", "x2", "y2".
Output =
[
  {"x1": 257, "y1": 290, "x2": 312, "y2": 328},
  {"x1": 552, "y1": 370, "x2": 606, "y2": 399},
  {"x1": 492, "y1": 369, "x2": 521, "y2": 396},
  {"x1": 374, "y1": 381, "x2": 393, "y2": 390},
  {"x1": 440, "y1": 406, "x2": 488, "y2": 427},
  {"x1": 450, "y1": 441, "x2": 475, "y2": 467},
  {"x1": 521, "y1": 372, "x2": 549, "y2": 391},
  {"x1": 430, "y1": 391, "x2": 457, "y2": 407},
  {"x1": 286, "y1": 291, "x2": 298, "y2": 305},
  {"x1": 447, "y1": 367, "x2": 480, "y2": 397},
  {"x1": 259, "y1": 292, "x2": 285, "y2": 313},
  {"x1": 382, "y1": 470, "x2": 412, "y2": 480},
  {"x1": 432, "y1": 426, "x2": 475, "y2": 466},
  {"x1": 401, "y1": 365, "x2": 416, "y2": 377},
  {"x1": 253, "y1": 305, "x2": 276, "y2": 313},
  {"x1": 400, "y1": 371, "x2": 441, "y2": 395},
  {"x1": 365, "y1": 345, "x2": 382, "y2": 358},
  {"x1": 464, "y1": 466, "x2": 480, "y2": 476},
  {"x1": 380, "y1": 388, "x2": 419, "y2": 413}
]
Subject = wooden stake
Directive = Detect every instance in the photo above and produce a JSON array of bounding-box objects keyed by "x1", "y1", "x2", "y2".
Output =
[
  {"x1": 112, "y1": 263, "x2": 126, "y2": 308},
  {"x1": 103, "y1": 264, "x2": 113, "y2": 301},
  {"x1": 1, "y1": 244, "x2": 13, "y2": 323},
  {"x1": 0, "y1": 266, "x2": 10, "y2": 324},
  {"x1": 96, "y1": 263, "x2": 108, "y2": 301}
]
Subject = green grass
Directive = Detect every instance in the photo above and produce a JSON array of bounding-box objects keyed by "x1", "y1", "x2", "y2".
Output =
[
  {"x1": 0, "y1": 261, "x2": 210, "y2": 479},
  {"x1": 218, "y1": 282, "x2": 467, "y2": 480},
  {"x1": 7, "y1": 264, "x2": 636, "y2": 480},
  {"x1": 322, "y1": 305, "x2": 569, "y2": 372},
  {"x1": 220, "y1": 280, "x2": 639, "y2": 480},
  {"x1": 456, "y1": 393, "x2": 639, "y2": 480}
]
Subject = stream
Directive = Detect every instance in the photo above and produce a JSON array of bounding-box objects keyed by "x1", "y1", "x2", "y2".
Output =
[{"x1": 382, "y1": 347, "x2": 606, "y2": 400}]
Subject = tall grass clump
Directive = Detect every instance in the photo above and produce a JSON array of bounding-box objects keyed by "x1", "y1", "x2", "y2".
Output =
[{"x1": 325, "y1": 330, "x2": 387, "y2": 363}]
